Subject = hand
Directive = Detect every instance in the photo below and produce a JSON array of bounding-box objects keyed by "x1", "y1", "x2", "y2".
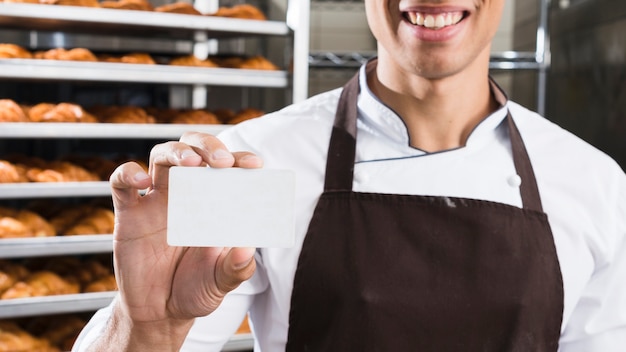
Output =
[{"x1": 106, "y1": 132, "x2": 261, "y2": 348}]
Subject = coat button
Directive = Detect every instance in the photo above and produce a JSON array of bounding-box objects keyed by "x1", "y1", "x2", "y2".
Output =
[
  {"x1": 507, "y1": 174, "x2": 522, "y2": 187},
  {"x1": 354, "y1": 170, "x2": 369, "y2": 184}
]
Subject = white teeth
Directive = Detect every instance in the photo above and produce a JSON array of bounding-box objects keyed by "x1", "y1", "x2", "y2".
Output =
[
  {"x1": 416, "y1": 13, "x2": 424, "y2": 25},
  {"x1": 406, "y1": 11, "x2": 463, "y2": 29}
]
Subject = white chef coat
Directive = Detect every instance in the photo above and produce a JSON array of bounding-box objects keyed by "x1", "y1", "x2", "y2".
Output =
[{"x1": 73, "y1": 64, "x2": 626, "y2": 352}]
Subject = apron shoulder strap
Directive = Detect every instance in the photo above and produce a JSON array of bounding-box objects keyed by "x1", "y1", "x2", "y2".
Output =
[
  {"x1": 507, "y1": 114, "x2": 544, "y2": 212},
  {"x1": 324, "y1": 72, "x2": 360, "y2": 192}
]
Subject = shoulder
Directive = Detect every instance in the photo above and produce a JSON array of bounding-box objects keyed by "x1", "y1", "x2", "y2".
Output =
[
  {"x1": 217, "y1": 88, "x2": 343, "y2": 168},
  {"x1": 510, "y1": 101, "x2": 626, "y2": 261},
  {"x1": 508, "y1": 101, "x2": 623, "y2": 178}
]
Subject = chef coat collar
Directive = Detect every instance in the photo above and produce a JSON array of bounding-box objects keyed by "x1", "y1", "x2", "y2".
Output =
[{"x1": 356, "y1": 58, "x2": 510, "y2": 153}]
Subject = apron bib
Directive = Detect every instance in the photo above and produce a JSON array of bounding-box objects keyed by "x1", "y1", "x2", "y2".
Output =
[{"x1": 286, "y1": 67, "x2": 564, "y2": 351}]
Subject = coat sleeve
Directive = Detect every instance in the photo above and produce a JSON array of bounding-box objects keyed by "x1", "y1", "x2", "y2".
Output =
[{"x1": 558, "y1": 171, "x2": 626, "y2": 351}]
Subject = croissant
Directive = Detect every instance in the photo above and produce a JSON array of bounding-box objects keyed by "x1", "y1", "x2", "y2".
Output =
[
  {"x1": 238, "y1": 56, "x2": 279, "y2": 70},
  {"x1": 25, "y1": 160, "x2": 100, "y2": 183},
  {"x1": 92, "y1": 106, "x2": 156, "y2": 124},
  {"x1": 63, "y1": 208, "x2": 115, "y2": 235},
  {"x1": 10, "y1": 210, "x2": 56, "y2": 238},
  {"x1": 100, "y1": 0, "x2": 153, "y2": 11},
  {"x1": 84, "y1": 274, "x2": 118, "y2": 293},
  {"x1": 169, "y1": 55, "x2": 218, "y2": 68},
  {"x1": 0, "y1": 217, "x2": 31, "y2": 239},
  {"x1": 0, "y1": 260, "x2": 30, "y2": 295},
  {"x1": 155, "y1": 2, "x2": 201, "y2": 15},
  {"x1": 39, "y1": 316, "x2": 86, "y2": 351},
  {"x1": 210, "y1": 4, "x2": 266, "y2": 20},
  {"x1": 0, "y1": 160, "x2": 28, "y2": 183},
  {"x1": 0, "y1": 43, "x2": 32, "y2": 59},
  {"x1": 170, "y1": 109, "x2": 220, "y2": 124},
  {"x1": 0, "y1": 321, "x2": 57, "y2": 352},
  {"x1": 227, "y1": 108, "x2": 264, "y2": 124},
  {"x1": 28, "y1": 102, "x2": 98, "y2": 123},
  {"x1": 43, "y1": 257, "x2": 110, "y2": 288},
  {"x1": 0, "y1": 99, "x2": 29, "y2": 122},
  {"x1": 34, "y1": 48, "x2": 97, "y2": 61},
  {"x1": 54, "y1": 0, "x2": 99, "y2": 7},
  {"x1": 212, "y1": 108, "x2": 236, "y2": 123},
  {"x1": 1, "y1": 271, "x2": 80, "y2": 299},
  {"x1": 98, "y1": 52, "x2": 156, "y2": 64}
]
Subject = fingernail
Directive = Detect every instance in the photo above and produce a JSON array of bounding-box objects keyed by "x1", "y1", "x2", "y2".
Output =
[
  {"x1": 234, "y1": 257, "x2": 254, "y2": 270},
  {"x1": 211, "y1": 149, "x2": 232, "y2": 160},
  {"x1": 180, "y1": 149, "x2": 197, "y2": 160},
  {"x1": 240, "y1": 154, "x2": 263, "y2": 165},
  {"x1": 133, "y1": 171, "x2": 150, "y2": 182}
]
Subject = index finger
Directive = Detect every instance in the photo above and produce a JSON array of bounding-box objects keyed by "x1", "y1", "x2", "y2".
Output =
[
  {"x1": 180, "y1": 131, "x2": 235, "y2": 168},
  {"x1": 180, "y1": 132, "x2": 263, "y2": 169}
]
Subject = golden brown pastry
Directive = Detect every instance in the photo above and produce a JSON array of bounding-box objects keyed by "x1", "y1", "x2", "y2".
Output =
[
  {"x1": 170, "y1": 109, "x2": 220, "y2": 124},
  {"x1": 63, "y1": 208, "x2": 115, "y2": 235},
  {"x1": 169, "y1": 55, "x2": 218, "y2": 68},
  {"x1": 228, "y1": 107, "x2": 264, "y2": 124},
  {"x1": 0, "y1": 217, "x2": 31, "y2": 239},
  {"x1": 34, "y1": 48, "x2": 98, "y2": 61},
  {"x1": 155, "y1": 2, "x2": 201, "y2": 15},
  {"x1": 211, "y1": 55, "x2": 244, "y2": 69},
  {"x1": 91, "y1": 105, "x2": 156, "y2": 124},
  {"x1": 0, "y1": 99, "x2": 29, "y2": 122},
  {"x1": 0, "y1": 260, "x2": 30, "y2": 295},
  {"x1": 210, "y1": 4, "x2": 266, "y2": 20},
  {"x1": 211, "y1": 55, "x2": 278, "y2": 70},
  {"x1": 0, "y1": 43, "x2": 32, "y2": 59},
  {"x1": 0, "y1": 160, "x2": 28, "y2": 183},
  {"x1": 0, "y1": 321, "x2": 58, "y2": 352},
  {"x1": 84, "y1": 274, "x2": 117, "y2": 293},
  {"x1": 100, "y1": 0, "x2": 153, "y2": 11},
  {"x1": 54, "y1": 0, "x2": 99, "y2": 7},
  {"x1": 13, "y1": 210, "x2": 56, "y2": 238},
  {"x1": 25, "y1": 161, "x2": 100, "y2": 183},
  {"x1": 1, "y1": 271, "x2": 80, "y2": 299},
  {"x1": 43, "y1": 257, "x2": 111, "y2": 289},
  {"x1": 98, "y1": 52, "x2": 156, "y2": 64},
  {"x1": 48, "y1": 207, "x2": 88, "y2": 235},
  {"x1": 238, "y1": 55, "x2": 279, "y2": 70},
  {"x1": 27, "y1": 102, "x2": 98, "y2": 123},
  {"x1": 1, "y1": 0, "x2": 48, "y2": 3},
  {"x1": 38, "y1": 316, "x2": 85, "y2": 351},
  {"x1": 63, "y1": 155, "x2": 118, "y2": 181},
  {"x1": 212, "y1": 108, "x2": 236, "y2": 123}
]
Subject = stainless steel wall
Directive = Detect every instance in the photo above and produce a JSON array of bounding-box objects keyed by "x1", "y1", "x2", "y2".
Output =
[
  {"x1": 513, "y1": 0, "x2": 626, "y2": 169},
  {"x1": 547, "y1": 0, "x2": 626, "y2": 168}
]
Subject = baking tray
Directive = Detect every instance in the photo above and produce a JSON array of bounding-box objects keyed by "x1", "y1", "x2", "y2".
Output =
[
  {"x1": 0, "y1": 291, "x2": 116, "y2": 318},
  {"x1": 0, "y1": 3, "x2": 290, "y2": 40},
  {"x1": 0, "y1": 122, "x2": 228, "y2": 139},
  {"x1": 0, "y1": 181, "x2": 111, "y2": 199},
  {"x1": 0, "y1": 235, "x2": 113, "y2": 258},
  {"x1": 0, "y1": 59, "x2": 289, "y2": 87}
]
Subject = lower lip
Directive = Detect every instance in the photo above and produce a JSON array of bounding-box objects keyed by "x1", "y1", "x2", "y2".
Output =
[{"x1": 402, "y1": 18, "x2": 465, "y2": 42}]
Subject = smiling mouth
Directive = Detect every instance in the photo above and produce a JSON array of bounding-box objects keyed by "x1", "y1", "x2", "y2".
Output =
[{"x1": 403, "y1": 11, "x2": 467, "y2": 30}]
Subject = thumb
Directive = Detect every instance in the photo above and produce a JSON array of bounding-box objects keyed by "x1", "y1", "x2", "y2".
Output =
[
  {"x1": 216, "y1": 247, "x2": 257, "y2": 294},
  {"x1": 109, "y1": 162, "x2": 153, "y2": 210}
]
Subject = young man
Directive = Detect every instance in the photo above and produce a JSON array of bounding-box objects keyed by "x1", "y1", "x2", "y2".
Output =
[{"x1": 73, "y1": 0, "x2": 626, "y2": 351}]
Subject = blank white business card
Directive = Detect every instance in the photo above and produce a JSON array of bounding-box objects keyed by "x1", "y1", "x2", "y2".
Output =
[{"x1": 167, "y1": 167, "x2": 295, "y2": 248}]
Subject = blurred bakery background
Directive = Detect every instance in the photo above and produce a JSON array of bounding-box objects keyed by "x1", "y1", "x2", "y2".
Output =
[{"x1": 0, "y1": 0, "x2": 625, "y2": 351}]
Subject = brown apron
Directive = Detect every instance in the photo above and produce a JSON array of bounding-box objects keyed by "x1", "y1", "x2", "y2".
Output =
[{"x1": 285, "y1": 69, "x2": 564, "y2": 351}]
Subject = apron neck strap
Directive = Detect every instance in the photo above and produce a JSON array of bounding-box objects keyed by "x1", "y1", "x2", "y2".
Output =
[
  {"x1": 323, "y1": 66, "x2": 544, "y2": 213},
  {"x1": 323, "y1": 71, "x2": 360, "y2": 192}
]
